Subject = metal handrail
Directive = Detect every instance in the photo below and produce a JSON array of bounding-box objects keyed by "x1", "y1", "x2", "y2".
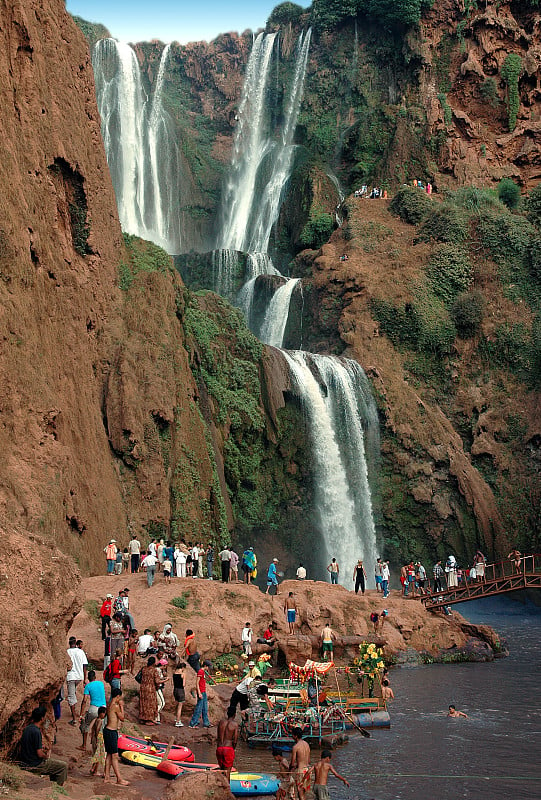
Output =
[{"x1": 422, "y1": 553, "x2": 541, "y2": 607}]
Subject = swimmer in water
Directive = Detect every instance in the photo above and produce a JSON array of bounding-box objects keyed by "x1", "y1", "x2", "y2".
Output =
[{"x1": 447, "y1": 704, "x2": 468, "y2": 718}]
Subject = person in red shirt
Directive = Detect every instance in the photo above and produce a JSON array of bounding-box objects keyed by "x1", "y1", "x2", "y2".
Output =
[
  {"x1": 189, "y1": 660, "x2": 212, "y2": 728},
  {"x1": 100, "y1": 594, "x2": 113, "y2": 641}
]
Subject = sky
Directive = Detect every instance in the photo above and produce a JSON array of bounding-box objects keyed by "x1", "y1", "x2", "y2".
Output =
[{"x1": 66, "y1": 0, "x2": 311, "y2": 45}]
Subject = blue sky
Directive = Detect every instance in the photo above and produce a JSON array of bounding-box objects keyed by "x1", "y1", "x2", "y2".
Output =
[{"x1": 66, "y1": 1, "x2": 311, "y2": 44}]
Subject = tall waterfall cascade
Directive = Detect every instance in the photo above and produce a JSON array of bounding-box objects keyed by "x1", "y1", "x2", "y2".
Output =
[
  {"x1": 283, "y1": 351, "x2": 379, "y2": 582},
  {"x1": 217, "y1": 29, "x2": 312, "y2": 271},
  {"x1": 93, "y1": 39, "x2": 181, "y2": 254}
]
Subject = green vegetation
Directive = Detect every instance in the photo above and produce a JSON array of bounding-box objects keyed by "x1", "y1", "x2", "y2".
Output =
[
  {"x1": 171, "y1": 592, "x2": 191, "y2": 610},
  {"x1": 300, "y1": 208, "x2": 334, "y2": 249},
  {"x1": 437, "y1": 92, "x2": 452, "y2": 126},
  {"x1": 525, "y1": 184, "x2": 541, "y2": 227},
  {"x1": 450, "y1": 291, "x2": 484, "y2": 338},
  {"x1": 267, "y1": 2, "x2": 305, "y2": 27},
  {"x1": 426, "y1": 244, "x2": 473, "y2": 303},
  {"x1": 118, "y1": 234, "x2": 175, "y2": 291},
  {"x1": 501, "y1": 53, "x2": 522, "y2": 131},
  {"x1": 416, "y1": 205, "x2": 469, "y2": 244},
  {"x1": 69, "y1": 202, "x2": 91, "y2": 257},
  {"x1": 390, "y1": 186, "x2": 432, "y2": 225},
  {"x1": 498, "y1": 178, "x2": 520, "y2": 210},
  {"x1": 83, "y1": 599, "x2": 100, "y2": 624},
  {"x1": 71, "y1": 15, "x2": 110, "y2": 49},
  {"x1": 311, "y1": 0, "x2": 434, "y2": 33},
  {"x1": 479, "y1": 76, "x2": 499, "y2": 107}
]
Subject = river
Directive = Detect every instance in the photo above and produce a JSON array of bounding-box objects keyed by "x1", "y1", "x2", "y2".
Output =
[
  {"x1": 207, "y1": 594, "x2": 541, "y2": 799},
  {"x1": 326, "y1": 595, "x2": 541, "y2": 800}
]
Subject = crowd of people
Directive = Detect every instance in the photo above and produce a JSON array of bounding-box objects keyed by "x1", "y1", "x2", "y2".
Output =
[{"x1": 354, "y1": 185, "x2": 388, "y2": 199}]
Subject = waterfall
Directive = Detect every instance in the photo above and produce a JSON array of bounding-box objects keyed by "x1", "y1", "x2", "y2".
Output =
[
  {"x1": 219, "y1": 32, "x2": 278, "y2": 253},
  {"x1": 282, "y1": 351, "x2": 378, "y2": 583},
  {"x1": 260, "y1": 278, "x2": 300, "y2": 347},
  {"x1": 93, "y1": 39, "x2": 147, "y2": 237},
  {"x1": 246, "y1": 29, "x2": 312, "y2": 254},
  {"x1": 93, "y1": 39, "x2": 180, "y2": 253},
  {"x1": 235, "y1": 253, "x2": 280, "y2": 328},
  {"x1": 211, "y1": 249, "x2": 239, "y2": 300}
]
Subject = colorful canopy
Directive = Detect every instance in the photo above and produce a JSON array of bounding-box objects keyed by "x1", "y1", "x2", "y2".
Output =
[{"x1": 289, "y1": 659, "x2": 335, "y2": 679}]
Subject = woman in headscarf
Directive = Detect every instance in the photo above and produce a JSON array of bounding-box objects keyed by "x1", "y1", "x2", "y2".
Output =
[
  {"x1": 138, "y1": 656, "x2": 161, "y2": 725},
  {"x1": 158, "y1": 624, "x2": 180, "y2": 662}
]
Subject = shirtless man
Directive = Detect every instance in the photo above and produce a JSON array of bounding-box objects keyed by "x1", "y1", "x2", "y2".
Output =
[
  {"x1": 313, "y1": 750, "x2": 349, "y2": 799},
  {"x1": 290, "y1": 726, "x2": 311, "y2": 800},
  {"x1": 284, "y1": 592, "x2": 297, "y2": 635},
  {"x1": 216, "y1": 708, "x2": 239, "y2": 780},
  {"x1": 447, "y1": 704, "x2": 468, "y2": 718},
  {"x1": 381, "y1": 678, "x2": 394, "y2": 701},
  {"x1": 184, "y1": 629, "x2": 201, "y2": 672},
  {"x1": 320, "y1": 624, "x2": 336, "y2": 662},
  {"x1": 103, "y1": 688, "x2": 129, "y2": 785},
  {"x1": 273, "y1": 746, "x2": 294, "y2": 800},
  {"x1": 507, "y1": 548, "x2": 522, "y2": 574}
]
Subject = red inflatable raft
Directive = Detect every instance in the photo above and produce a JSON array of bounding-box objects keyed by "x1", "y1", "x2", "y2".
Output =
[{"x1": 117, "y1": 734, "x2": 194, "y2": 762}]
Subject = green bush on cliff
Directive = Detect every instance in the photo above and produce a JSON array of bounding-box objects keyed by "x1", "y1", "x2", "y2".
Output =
[
  {"x1": 300, "y1": 209, "x2": 334, "y2": 249},
  {"x1": 525, "y1": 184, "x2": 541, "y2": 228},
  {"x1": 390, "y1": 186, "x2": 432, "y2": 225},
  {"x1": 498, "y1": 178, "x2": 521, "y2": 210},
  {"x1": 475, "y1": 210, "x2": 533, "y2": 273},
  {"x1": 501, "y1": 53, "x2": 522, "y2": 132},
  {"x1": 416, "y1": 205, "x2": 469, "y2": 244},
  {"x1": 118, "y1": 234, "x2": 175, "y2": 290},
  {"x1": 449, "y1": 186, "x2": 500, "y2": 212},
  {"x1": 427, "y1": 244, "x2": 473, "y2": 304},
  {"x1": 371, "y1": 288, "x2": 456, "y2": 357},
  {"x1": 267, "y1": 2, "x2": 305, "y2": 27},
  {"x1": 527, "y1": 235, "x2": 541, "y2": 283},
  {"x1": 450, "y1": 291, "x2": 484, "y2": 338}
]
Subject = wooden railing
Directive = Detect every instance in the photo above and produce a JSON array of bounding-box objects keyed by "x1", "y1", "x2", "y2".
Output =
[{"x1": 421, "y1": 553, "x2": 541, "y2": 610}]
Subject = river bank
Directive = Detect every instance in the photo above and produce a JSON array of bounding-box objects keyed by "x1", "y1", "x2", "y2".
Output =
[{"x1": 1, "y1": 575, "x2": 511, "y2": 800}]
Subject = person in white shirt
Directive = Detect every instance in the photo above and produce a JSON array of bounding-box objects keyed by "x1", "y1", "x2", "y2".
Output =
[
  {"x1": 128, "y1": 535, "x2": 141, "y2": 573},
  {"x1": 241, "y1": 623, "x2": 253, "y2": 656},
  {"x1": 381, "y1": 561, "x2": 390, "y2": 597},
  {"x1": 66, "y1": 636, "x2": 88, "y2": 724},
  {"x1": 219, "y1": 548, "x2": 231, "y2": 583},
  {"x1": 296, "y1": 563, "x2": 307, "y2": 580},
  {"x1": 137, "y1": 629, "x2": 154, "y2": 656},
  {"x1": 191, "y1": 545, "x2": 199, "y2": 577},
  {"x1": 175, "y1": 547, "x2": 187, "y2": 578},
  {"x1": 228, "y1": 673, "x2": 253, "y2": 717},
  {"x1": 142, "y1": 551, "x2": 158, "y2": 587}
]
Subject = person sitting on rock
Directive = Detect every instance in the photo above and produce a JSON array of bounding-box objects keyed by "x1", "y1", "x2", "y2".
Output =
[{"x1": 19, "y1": 706, "x2": 68, "y2": 785}]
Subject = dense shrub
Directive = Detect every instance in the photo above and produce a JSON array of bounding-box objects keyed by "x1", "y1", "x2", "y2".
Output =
[
  {"x1": 371, "y1": 287, "x2": 456, "y2": 356},
  {"x1": 498, "y1": 178, "x2": 521, "y2": 210},
  {"x1": 527, "y1": 235, "x2": 541, "y2": 283},
  {"x1": 501, "y1": 53, "x2": 522, "y2": 131},
  {"x1": 267, "y1": 2, "x2": 305, "y2": 27},
  {"x1": 449, "y1": 186, "x2": 500, "y2": 212},
  {"x1": 390, "y1": 186, "x2": 432, "y2": 225},
  {"x1": 416, "y1": 205, "x2": 469, "y2": 244},
  {"x1": 300, "y1": 209, "x2": 334, "y2": 249},
  {"x1": 479, "y1": 76, "x2": 499, "y2": 107},
  {"x1": 427, "y1": 244, "x2": 473, "y2": 303},
  {"x1": 412, "y1": 285, "x2": 456, "y2": 355},
  {"x1": 475, "y1": 210, "x2": 534, "y2": 270},
  {"x1": 451, "y1": 291, "x2": 484, "y2": 338},
  {"x1": 525, "y1": 184, "x2": 541, "y2": 228}
]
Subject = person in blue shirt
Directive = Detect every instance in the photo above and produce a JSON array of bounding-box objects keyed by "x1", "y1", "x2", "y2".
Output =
[
  {"x1": 266, "y1": 558, "x2": 279, "y2": 595},
  {"x1": 79, "y1": 671, "x2": 107, "y2": 752}
]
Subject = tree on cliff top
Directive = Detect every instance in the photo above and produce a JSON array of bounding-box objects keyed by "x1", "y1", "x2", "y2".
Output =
[
  {"x1": 267, "y1": 2, "x2": 305, "y2": 27},
  {"x1": 311, "y1": 0, "x2": 434, "y2": 32}
]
